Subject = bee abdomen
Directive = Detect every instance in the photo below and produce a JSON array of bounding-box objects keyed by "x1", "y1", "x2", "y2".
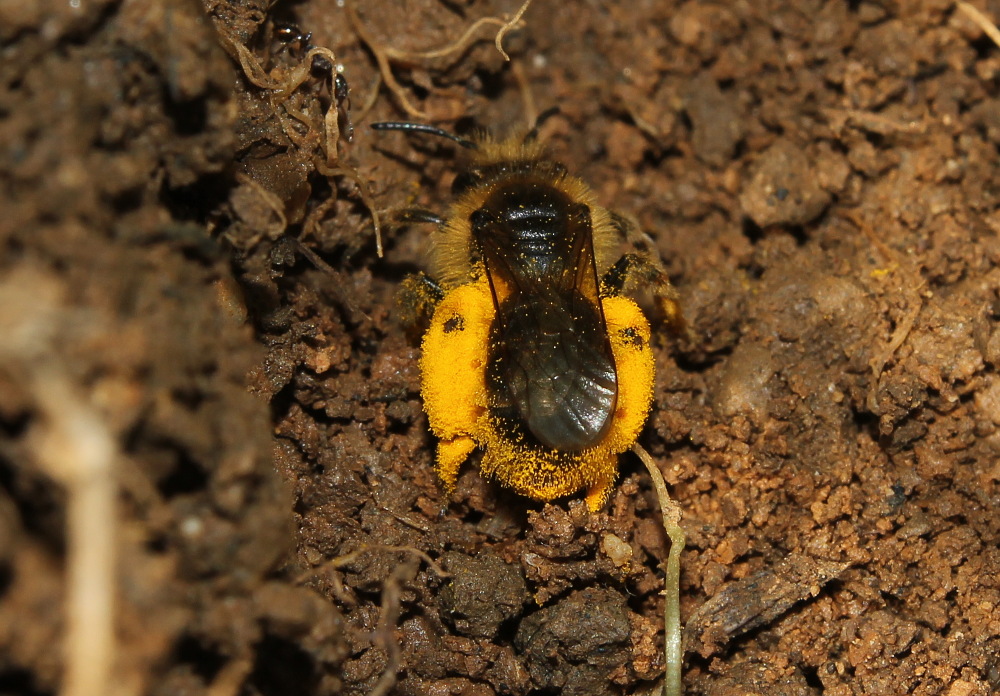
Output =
[{"x1": 487, "y1": 294, "x2": 618, "y2": 452}]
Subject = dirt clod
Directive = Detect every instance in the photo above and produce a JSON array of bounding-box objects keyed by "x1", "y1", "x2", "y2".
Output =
[
  {"x1": 685, "y1": 553, "x2": 850, "y2": 658},
  {"x1": 515, "y1": 587, "x2": 633, "y2": 695},
  {"x1": 740, "y1": 140, "x2": 833, "y2": 228},
  {"x1": 438, "y1": 550, "x2": 528, "y2": 639}
]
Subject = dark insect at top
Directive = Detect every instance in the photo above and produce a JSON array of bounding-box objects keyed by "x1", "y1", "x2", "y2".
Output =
[{"x1": 471, "y1": 169, "x2": 619, "y2": 453}]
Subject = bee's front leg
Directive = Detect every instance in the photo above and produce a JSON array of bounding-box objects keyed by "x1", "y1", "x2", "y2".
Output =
[
  {"x1": 397, "y1": 272, "x2": 445, "y2": 330},
  {"x1": 601, "y1": 253, "x2": 686, "y2": 334}
]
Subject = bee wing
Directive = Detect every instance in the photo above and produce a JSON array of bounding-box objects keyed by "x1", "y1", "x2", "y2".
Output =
[
  {"x1": 483, "y1": 202, "x2": 619, "y2": 452},
  {"x1": 488, "y1": 293, "x2": 618, "y2": 452},
  {"x1": 566, "y1": 202, "x2": 604, "y2": 310}
]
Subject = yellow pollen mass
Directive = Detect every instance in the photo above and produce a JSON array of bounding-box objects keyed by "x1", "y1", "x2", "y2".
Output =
[{"x1": 420, "y1": 277, "x2": 655, "y2": 511}]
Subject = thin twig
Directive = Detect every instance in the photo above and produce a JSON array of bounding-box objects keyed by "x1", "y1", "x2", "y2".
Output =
[
  {"x1": 388, "y1": 16, "x2": 506, "y2": 62},
  {"x1": 345, "y1": 0, "x2": 430, "y2": 119},
  {"x1": 840, "y1": 210, "x2": 924, "y2": 415},
  {"x1": 354, "y1": 74, "x2": 384, "y2": 125},
  {"x1": 47, "y1": 384, "x2": 115, "y2": 696},
  {"x1": 495, "y1": 0, "x2": 535, "y2": 61},
  {"x1": 307, "y1": 549, "x2": 436, "y2": 696},
  {"x1": 222, "y1": 24, "x2": 386, "y2": 258},
  {"x1": 206, "y1": 657, "x2": 253, "y2": 696},
  {"x1": 233, "y1": 172, "x2": 287, "y2": 242},
  {"x1": 511, "y1": 60, "x2": 537, "y2": 128},
  {"x1": 222, "y1": 31, "x2": 347, "y2": 169},
  {"x1": 315, "y1": 164, "x2": 384, "y2": 257},
  {"x1": 633, "y1": 444, "x2": 685, "y2": 696},
  {"x1": 346, "y1": 0, "x2": 535, "y2": 118},
  {"x1": 0, "y1": 274, "x2": 118, "y2": 696},
  {"x1": 958, "y1": 2, "x2": 1000, "y2": 49},
  {"x1": 299, "y1": 543, "x2": 451, "y2": 584},
  {"x1": 366, "y1": 559, "x2": 415, "y2": 696}
]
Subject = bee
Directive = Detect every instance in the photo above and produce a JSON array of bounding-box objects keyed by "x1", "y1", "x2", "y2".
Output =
[{"x1": 373, "y1": 119, "x2": 683, "y2": 511}]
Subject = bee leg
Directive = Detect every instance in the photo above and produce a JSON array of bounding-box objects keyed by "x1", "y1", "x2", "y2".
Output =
[
  {"x1": 584, "y1": 465, "x2": 618, "y2": 512},
  {"x1": 435, "y1": 436, "x2": 476, "y2": 503},
  {"x1": 397, "y1": 272, "x2": 445, "y2": 328},
  {"x1": 391, "y1": 207, "x2": 446, "y2": 226},
  {"x1": 604, "y1": 213, "x2": 687, "y2": 333},
  {"x1": 601, "y1": 253, "x2": 686, "y2": 334},
  {"x1": 609, "y1": 211, "x2": 660, "y2": 254}
]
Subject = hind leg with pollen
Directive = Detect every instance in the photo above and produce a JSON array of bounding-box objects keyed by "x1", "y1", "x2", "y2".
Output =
[
  {"x1": 435, "y1": 437, "x2": 477, "y2": 498},
  {"x1": 584, "y1": 464, "x2": 619, "y2": 512}
]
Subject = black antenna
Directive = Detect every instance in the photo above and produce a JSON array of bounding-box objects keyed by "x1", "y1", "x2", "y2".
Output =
[{"x1": 370, "y1": 121, "x2": 477, "y2": 150}]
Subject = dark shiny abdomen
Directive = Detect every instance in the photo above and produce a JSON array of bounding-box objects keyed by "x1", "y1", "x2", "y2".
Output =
[
  {"x1": 475, "y1": 177, "x2": 620, "y2": 453},
  {"x1": 486, "y1": 291, "x2": 617, "y2": 452}
]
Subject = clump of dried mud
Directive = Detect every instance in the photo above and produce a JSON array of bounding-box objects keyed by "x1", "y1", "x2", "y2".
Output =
[{"x1": 1, "y1": 1, "x2": 998, "y2": 695}]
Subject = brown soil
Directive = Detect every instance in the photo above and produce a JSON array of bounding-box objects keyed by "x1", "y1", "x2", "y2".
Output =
[{"x1": 2, "y1": 1, "x2": 999, "y2": 695}]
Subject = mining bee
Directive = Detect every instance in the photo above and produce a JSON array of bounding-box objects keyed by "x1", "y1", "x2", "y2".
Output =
[{"x1": 373, "y1": 119, "x2": 683, "y2": 511}]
